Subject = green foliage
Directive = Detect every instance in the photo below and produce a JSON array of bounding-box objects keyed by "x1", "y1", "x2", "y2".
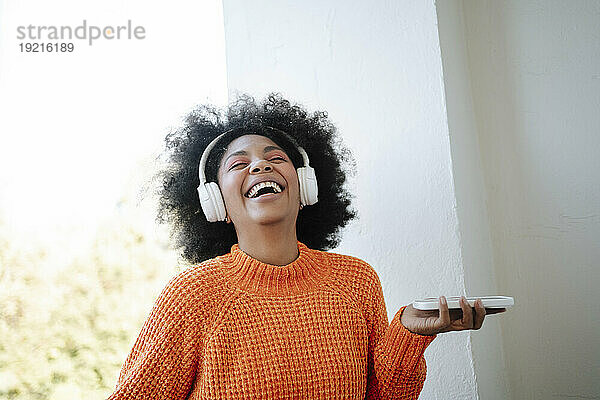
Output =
[{"x1": 0, "y1": 207, "x2": 179, "y2": 399}]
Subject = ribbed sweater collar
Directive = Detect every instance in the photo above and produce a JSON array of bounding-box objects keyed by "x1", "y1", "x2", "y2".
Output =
[{"x1": 223, "y1": 241, "x2": 332, "y2": 296}]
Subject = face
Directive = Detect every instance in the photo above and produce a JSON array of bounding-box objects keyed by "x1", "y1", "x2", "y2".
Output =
[{"x1": 217, "y1": 135, "x2": 301, "y2": 229}]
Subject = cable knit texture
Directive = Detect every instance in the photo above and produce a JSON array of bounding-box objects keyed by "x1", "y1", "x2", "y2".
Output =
[{"x1": 108, "y1": 241, "x2": 436, "y2": 399}]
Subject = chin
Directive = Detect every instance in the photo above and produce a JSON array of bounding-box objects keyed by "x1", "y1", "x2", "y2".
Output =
[
  {"x1": 249, "y1": 210, "x2": 297, "y2": 226},
  {"x1": 252, "y1": 215, "x2": 288, "y2": 226}
]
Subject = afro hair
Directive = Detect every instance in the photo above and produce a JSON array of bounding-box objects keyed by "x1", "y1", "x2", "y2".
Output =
[{"x1": 156, "y1": 93, "x2": 358, "y2": 264}]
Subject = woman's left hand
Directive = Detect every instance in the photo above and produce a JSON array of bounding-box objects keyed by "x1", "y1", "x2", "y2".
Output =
[{"x1": 400, "y1": 296, "x2": 506, "y2": 336}]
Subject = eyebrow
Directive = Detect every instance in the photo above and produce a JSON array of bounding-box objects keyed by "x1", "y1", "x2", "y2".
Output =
[{"x1": 223, "y1": 145, "x2": 285, "y2": 166}]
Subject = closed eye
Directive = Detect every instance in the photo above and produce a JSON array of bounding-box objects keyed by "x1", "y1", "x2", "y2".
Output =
[
  {"x1": 229, "y1": 156, "x2": 286, "y2": 170},
  {"x1": 230, "y1": 162, "x2": 247, "y2": 170}
]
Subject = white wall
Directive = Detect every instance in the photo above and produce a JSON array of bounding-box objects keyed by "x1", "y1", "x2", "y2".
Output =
[
  {"x1": 221, "y1": 1, "x2": 600, "y2": 398},
  {"x1": 222, "y1": 0, "x2": 483, "y2": 398},
  {"x1": 435, "y1": 1, "x2": 508, "y2": 399},
  {"x1": 459, "y1": 1, "x2": 600, "y2": 399}
]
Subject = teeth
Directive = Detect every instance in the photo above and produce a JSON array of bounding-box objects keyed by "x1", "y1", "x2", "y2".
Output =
[{"x1": 247, "y1": 181, "x2": 283, "y2": 198}]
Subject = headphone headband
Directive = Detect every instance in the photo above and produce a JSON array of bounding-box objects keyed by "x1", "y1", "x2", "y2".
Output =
[{"x1": 198, "y1": 126, "x2": 311, "y2": 185}]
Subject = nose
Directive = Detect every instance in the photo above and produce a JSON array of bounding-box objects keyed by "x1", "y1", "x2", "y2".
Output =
[{"x1": 249, "y1": 159, "x2": 273, "y2": 174}]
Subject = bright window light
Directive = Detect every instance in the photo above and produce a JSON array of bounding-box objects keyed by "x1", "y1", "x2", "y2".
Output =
[{"x1": 0, "y1": 0, "x2": 228, "y2": 235}]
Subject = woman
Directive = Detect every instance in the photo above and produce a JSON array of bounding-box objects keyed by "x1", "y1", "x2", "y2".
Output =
[{"x1": 108, "y1": 94, "x2": 498, "y2": 399}]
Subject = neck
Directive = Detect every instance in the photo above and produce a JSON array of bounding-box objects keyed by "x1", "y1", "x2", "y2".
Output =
[{"x1": 234, "y1": 223, "x2": 299, "y2": 266}]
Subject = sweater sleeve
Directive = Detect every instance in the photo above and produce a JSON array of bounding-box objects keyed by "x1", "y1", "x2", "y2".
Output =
[
  {"x1": 364, "y1": 273, "x2": 436, "y2": 400},
  {"x1": 107, "y1": 272, "x2": 203, "y2": 400}
]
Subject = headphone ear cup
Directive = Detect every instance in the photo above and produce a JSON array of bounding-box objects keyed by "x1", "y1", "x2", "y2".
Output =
[
  {"x1": 197, "y1": 182, "x2": 227, "y2": 222},
  {"x1": 297, "y1": 166, "x2": 318, "y2": 206}
]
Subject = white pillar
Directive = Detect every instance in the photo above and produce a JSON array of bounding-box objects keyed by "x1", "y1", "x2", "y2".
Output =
[
  {"x1": 460, "y1": 1, "x2": 600, "y2": 399},
  {"x1": 436, "y1": 1, "x2": 508, "y2": 398}
]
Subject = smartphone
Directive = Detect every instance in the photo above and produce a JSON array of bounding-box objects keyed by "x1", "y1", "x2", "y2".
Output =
[{"x1": 412, "y1": 296, "x2": 514, "y2": 310}]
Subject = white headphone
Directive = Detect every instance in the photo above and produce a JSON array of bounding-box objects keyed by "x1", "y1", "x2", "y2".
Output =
[{"x1": 197, "y1": 127, "x2": 319, "y2": 222}]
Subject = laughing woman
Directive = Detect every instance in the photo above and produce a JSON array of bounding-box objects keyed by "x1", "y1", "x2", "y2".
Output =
[{"x1": 108, "y1": 94, "x2": 494, "y2": 399}]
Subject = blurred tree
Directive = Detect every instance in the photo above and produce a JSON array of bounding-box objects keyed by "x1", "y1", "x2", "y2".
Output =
[{"x1": 0, "y1": 198, "x2": 180, "y2": 399}]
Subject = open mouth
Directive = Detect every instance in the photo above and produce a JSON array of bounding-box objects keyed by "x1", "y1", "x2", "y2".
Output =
[{"x1": 245, "y1": 181, "x2": 285, "y2": 198}]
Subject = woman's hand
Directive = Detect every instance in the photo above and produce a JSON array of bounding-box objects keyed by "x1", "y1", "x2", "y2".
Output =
[{"x1": 400, "y1": 296, "x2": 506, "y2": 336}]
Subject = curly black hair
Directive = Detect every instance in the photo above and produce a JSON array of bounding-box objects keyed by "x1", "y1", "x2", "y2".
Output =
[{"x1": 156, "y1": 93, "x2": 358, "y2": 264}]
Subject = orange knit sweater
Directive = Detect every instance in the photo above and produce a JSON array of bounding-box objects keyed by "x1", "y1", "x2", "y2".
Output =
[{"x1": 108, "y1": 241, "x2": 436, "y2": 399}]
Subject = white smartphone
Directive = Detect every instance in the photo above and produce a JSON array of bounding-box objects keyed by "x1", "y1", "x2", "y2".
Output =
[{"x1": 412, "y1": 296, "x2": 514, "y2": 310}]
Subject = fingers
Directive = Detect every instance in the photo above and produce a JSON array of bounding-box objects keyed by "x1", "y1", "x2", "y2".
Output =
[
  {"x1": 473, "y1": 298, "x2": 486, "y2": 330},
  {"x1": 438, "y1": 296, "x2": 451, "y2": 330},
  {"x1": 459, "y1": 296, "x2": 473, "y2": 329},
  {"x1": 436, "y1": 296, "x2": 501, "y2": 334}
]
